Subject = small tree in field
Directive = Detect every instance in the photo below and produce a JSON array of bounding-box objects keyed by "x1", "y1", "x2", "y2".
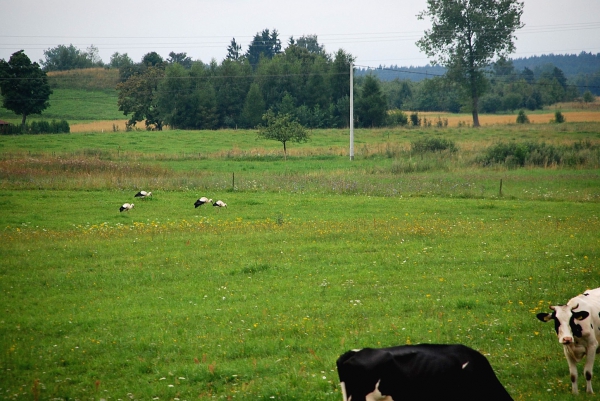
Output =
[
  {"x1": 257, "y1": 111, "x2": 309, "y2": 160},
  {"x1": 516, "y1": 110, "x2": 529, "y2": 124}
]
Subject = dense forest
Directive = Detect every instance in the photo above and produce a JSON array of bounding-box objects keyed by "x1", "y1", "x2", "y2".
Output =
[
  {"x1": 357, "y1": 52, "x2": 600, "y2": 82},
  {"x1": 3, "y1": 35, "x2": 599, "y2": 131}
]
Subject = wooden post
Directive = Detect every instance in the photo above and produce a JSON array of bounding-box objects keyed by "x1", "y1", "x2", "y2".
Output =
[
  {"x1": 499, "y1": 179, "x2": 503, "y2": 196},
  {"x1": 232, "y1": 172, "x2": 235, "y2": 190}
]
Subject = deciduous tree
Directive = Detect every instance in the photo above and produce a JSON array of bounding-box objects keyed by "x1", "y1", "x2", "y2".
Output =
[
  {"x1": 0, "y1": 50, "x2": 52, "y2": 128},
  {"x1": 257, "y1": 111, "x2": 309, "y2": 160},
  {"x1": 40, "y1": 44, "x2": 96, "y2": 71},
  {"x1": 109, "y1": 52, "x2": 133, "y2": 69},
  {"x1": 116, "y1": 66, "x2": 165, "y2": 130},
  {"x1": 417, "y1": 0, "x2": 524, "y2": 127}
]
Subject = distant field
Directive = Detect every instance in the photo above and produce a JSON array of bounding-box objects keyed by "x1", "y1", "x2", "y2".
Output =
[
  {"x1": 65, "y1": 110, "x2": 600, "y2": 132},
  {"x1": 0, "y1": 88, "x2": 122, "y2": 123}
]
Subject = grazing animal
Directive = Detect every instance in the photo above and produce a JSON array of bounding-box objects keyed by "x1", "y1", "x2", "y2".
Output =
[
  {"x1": 213, "y1": 200, "x2": 227, "y2": 208},
  {"x1": 537, "y1": 287, "x2": 600, "y2": 394},
  {"x1": 134, "y1": 191, "x2": 152, "y2": 199},
  {"x1": 336, "y1": 344, "x2": 513, "y2": 401},
  {"x1": 194, "y1": 197, "x2": 213, "y2": 208},
  {"x1": 119, "y1": 203, "x2": 134, "y2": 212}
]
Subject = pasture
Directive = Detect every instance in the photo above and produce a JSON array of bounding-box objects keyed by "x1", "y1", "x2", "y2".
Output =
[{"x1": 0, "y1": 122, "x2": 599, "y2": 400}]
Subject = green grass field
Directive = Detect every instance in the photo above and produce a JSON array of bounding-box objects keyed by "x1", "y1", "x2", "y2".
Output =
[
  {"x1": 0, "y1": 88, "x2": 122, "y2": 124},
  {"x1": 1, "y1": 120, "x2": 599, "y2": 400}
]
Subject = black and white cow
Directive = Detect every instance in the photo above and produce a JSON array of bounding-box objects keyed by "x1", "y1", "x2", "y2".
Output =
[
  {"x1": 537, "y1": 287, "x2": 600, "y2": 394},
  {"x1": 336, "y1": 343, "x2": 513, "y2": 401}
]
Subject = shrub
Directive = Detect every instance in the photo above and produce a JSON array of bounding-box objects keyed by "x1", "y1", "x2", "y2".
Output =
[
  {"x1": 409, "y1": 112, "x2": 421, "y2": 127},
  {"x1": 0, "y1": 120, "x2": 70, "y2": 135},
  {"x1": 386, "y1": 110, "x2": 408, "y2": 126},
  {"x1": 479, "y1": 141, "x2": 598, "y2": 168},
  {"x1": 411, "y1": 137, "x2": 458, "y2": 154},
  {"x1": 583, "y1": 90, "x2": 595, "y2": 103},
  {"x1": 516, "y1": 110, "x2": 530, "y2": 124},
  {"x1": 551, "y1": 110, "x2": 566, "y2": 124},
  {"x1": 435, "y1": 117, "x2": 448, "y2": 128}
]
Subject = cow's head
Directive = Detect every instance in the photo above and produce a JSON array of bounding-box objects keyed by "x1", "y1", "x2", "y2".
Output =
[{"x1": 537, "y1": 303, "x2": 589, "y2": 345}]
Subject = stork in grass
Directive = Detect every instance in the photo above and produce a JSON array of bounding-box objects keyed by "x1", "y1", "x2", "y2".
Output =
[
  {"x1": 213, "y1": 200, "x2": 227, "y2": 209},
  {"x1": 120, "y1": 203, "x2": 134, "y2": 212},
  {"x1": 134, "y1": 190, "x2": 152, "y2": 199},
  {"x1": 194, "y1": 197, "x2": 213, "y2": 208}
]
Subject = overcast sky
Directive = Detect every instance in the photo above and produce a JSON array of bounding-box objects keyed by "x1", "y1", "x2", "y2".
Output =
[{"x1": 2, "y1": 0, "x2": 599, "y2": 68}]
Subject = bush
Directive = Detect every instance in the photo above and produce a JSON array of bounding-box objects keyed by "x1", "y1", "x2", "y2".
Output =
[
  {"x1": 411, "y1": 137, "x2": 458, "y2": 154},
  {"x1": 583, "y1": 90, "x2": 595, "y2": 103},
  {"x1": 551, "y1": 111, "x2": 566, "y2": 124},
  {"x1": 480, "y1": 141, "x2": 598, "y2": 168},
  {"x1": 409, "y1": 112, "x2": 421, "y2": 127},
  {"x1": 386, "y1": 110, "x2": 408, "y2": 126},
  {"x1": 0, "y1": 119, "x2": 70, "y2": 135},
  {"x1": 516, "y1": 110, "x2": 530, "y2": 124}
]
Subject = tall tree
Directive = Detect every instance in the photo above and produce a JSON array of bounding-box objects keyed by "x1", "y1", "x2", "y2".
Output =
[
  {"x1": 167, "y1": 52, "x2": 193, "y2": 69},
  {"x1": 245, "y1": 29, "x2": 282, "y2": 68},
  {"x1": 142, "y1": 52, "x2": 164, "y2": 67},
  {"x1": 0, "y1": 50, "x2": 52, "y2": 128},
  {"x1": 295, "y1": 35, "x2": 327, "y2": 57},
  {"x1": 40, "y1": 44, "x2": 95, "y2": 71},
  {"x1": 214, "y1": 58, "x2": 252, "y2": 127},
  {"x1": 85, "y1": 45, "x2": 104, "y2": 66},
  {"x1": 241, "y1": 83, "x2": 265, "y2": 128},
  {"x1": 226, "y1": 38, "x2": 242, "y2": 61},
  {"x1": 116, "y1": 66, "x2": 165, "y2": 130},
  {"x1": 109, "y1": 52, "x2": 133, "y2": 69},
  {"x1": 416, "y1": 0, "x2": 524, "y2": 127},
  {"x1": 356, "y1": 75, "x2": 387, "y2": 127},
  {"x1": 330, "y1": 49, "x2": 354, "y2": 103}
]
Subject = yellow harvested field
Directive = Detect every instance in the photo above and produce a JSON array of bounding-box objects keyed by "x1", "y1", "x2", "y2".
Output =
[
  {"x1": 70, "y1": 120, "x2": 129, "y2": 133},
  {"x1": 69, "y1": 111, "x2": 600, "y2": 132},
  {"x1": 69, "y1": 120, "x2": 173, "y2": 133},
  {"x1": 417, "y1": 111, "x2": 600, "y2": 127}
]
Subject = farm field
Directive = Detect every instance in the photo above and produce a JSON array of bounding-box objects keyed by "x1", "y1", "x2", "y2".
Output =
[{"x1": 0, "y1": 122, "x2": 600, "y2": 400}]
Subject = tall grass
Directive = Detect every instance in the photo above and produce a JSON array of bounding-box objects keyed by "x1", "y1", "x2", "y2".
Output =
[{"x1": 47, "y1": 68, "x2": 119, "y2": 91}]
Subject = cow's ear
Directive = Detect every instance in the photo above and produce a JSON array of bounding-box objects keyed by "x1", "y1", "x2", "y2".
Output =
[
  {"x1": 537, "y1": 312, "x2": 553, "y2": 322},
  {"x1": 573, "y1": 311, "x2": 590, "y2": 321}
]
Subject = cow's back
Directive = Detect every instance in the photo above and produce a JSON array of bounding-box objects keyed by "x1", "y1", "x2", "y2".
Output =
[
  {"x1": 571, "y1": 288, "x2": 600, "y2": 342},
  {"x1": 337, "y1": 344, "x2": 513, "y2": 401}
]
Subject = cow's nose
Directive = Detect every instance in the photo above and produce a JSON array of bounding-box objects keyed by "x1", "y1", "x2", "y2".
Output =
[{"x1": 562, "y1": 337, "x2": 573, "y2": 344}]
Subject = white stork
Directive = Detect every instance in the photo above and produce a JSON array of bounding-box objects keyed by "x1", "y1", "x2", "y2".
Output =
[
  {"x1": 134, "y1": 191, "x2": 152, "y2": 199},
  {"x1": 120, "y1": 203, "x2": 135, "y2": 212},
  {"x1": 194, "y1": 197, "x2": 213, "y2": 208},
  {"x1": 213, "y1": 200, "x2": 227, "y2": 208}
]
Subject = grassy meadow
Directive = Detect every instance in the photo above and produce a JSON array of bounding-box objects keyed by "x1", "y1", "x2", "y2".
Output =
[{"x1": 1, "y1": 102, "x2": 600, "y2": 400}]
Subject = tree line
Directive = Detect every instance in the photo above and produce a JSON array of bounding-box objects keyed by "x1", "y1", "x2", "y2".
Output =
[{"x1": 110, "y1": 31, "x2": 389, "y2": 131}]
